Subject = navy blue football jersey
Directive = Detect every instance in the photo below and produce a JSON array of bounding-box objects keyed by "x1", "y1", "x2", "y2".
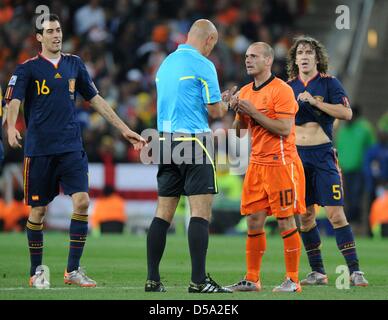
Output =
[
  {"x1": 5, "y1": 53, "x2": 98, "y2": 156},
  {"x1": 288, "y1": 73, "x2": 350, "y2": 141}
]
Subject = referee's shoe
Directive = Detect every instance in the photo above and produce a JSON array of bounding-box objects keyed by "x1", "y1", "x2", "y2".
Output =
[
  {"x1": 145, "y1": 280, "x2": 166, "y2": 292},
  {"x1": 188, "y1": 274, "x2": 232, "y2": 293}
]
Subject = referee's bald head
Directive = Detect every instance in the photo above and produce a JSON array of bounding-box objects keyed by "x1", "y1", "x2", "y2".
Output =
[
  {"x1": 186, "y1": 19, "x2": 218, "y2": 57},
  {"x1": 188, "y1": 19, "x2": 217, "y2": 40}
]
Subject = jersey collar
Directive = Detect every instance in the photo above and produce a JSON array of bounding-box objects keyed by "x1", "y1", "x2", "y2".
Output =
[
  {"x1": 298, "y1": 72, "x2": 319, "y2": 87},
  {"x1": 176, "y1": 44, "x2": 200, "y2": 54},
  {"x1": 38, "y1": 52, "x2": 63, "y2": 69},
  {"x1": 252, "y1": 74, "x2": 275, "y2": 91}
]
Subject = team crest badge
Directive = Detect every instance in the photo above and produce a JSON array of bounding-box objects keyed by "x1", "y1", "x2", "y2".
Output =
[
  {"x1": 8, "y1": 75, "x2": 17, "y2": 86},
  {"x1": 68, "y1": 79, "x2": 76, "y2": 93}
]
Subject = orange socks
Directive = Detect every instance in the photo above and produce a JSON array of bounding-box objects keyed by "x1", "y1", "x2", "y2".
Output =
[
  {"x1": 245, "y1": 227, "x2": 301, "y2": 283},
  {"x1": 281, "y1": 228, "x2": 301, "y2": 283},
  {"x1": 245, "y1": 229, "x2": 266, "y2": 282}
]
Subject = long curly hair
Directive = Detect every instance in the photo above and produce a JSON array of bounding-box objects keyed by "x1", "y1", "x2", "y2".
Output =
[{"x1": 287, "y1": 36, "x2": 329, "y2": 80}]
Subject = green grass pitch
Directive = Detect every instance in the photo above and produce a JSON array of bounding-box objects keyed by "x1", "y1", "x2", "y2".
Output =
[{"x1": 0, "y1": 232, "x2": 387, "y2": 300}]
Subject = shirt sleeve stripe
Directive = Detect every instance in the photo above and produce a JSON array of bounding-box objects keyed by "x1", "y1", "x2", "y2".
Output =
[
  {"x1": 198, "y1": 77, "x2": 210, "y2": 104},
  {"x1": 5, "y1": 86, "x2": 13, "y2": 101},
  {"x1": 342, "y1": 96, "x2": 350, "y2": 108},
  {"x1": 179, "y1": 76, "x2": 195, "y2": 81}
]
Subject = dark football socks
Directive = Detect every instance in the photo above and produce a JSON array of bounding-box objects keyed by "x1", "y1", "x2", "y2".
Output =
[
  {"x1": 300, "y1": 225, "x2": 326, "y2": 274},
  {"x1": 146, "y1": 217, "x2": 170, "y2": 282},
  {"x1": 334, "y1": 224, "x2": 360, "y2": 274},
  {"x1": 67, "y1": 213, "x2": 88, "y2": 273},
  {"x1": 188, "y1": 217, "x2": 209, "y2": 284},
  {"x1": 26, "y1": 220, "x2": 44, "y2": 276}
]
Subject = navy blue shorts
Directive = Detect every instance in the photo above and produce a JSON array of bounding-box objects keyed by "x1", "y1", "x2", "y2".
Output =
[
  {"x1": 23, "y1": 151, "x2": 89, "y2": 207},
  {"x1": 297, "y1": 143, "x2": 344, "y2": 207}
]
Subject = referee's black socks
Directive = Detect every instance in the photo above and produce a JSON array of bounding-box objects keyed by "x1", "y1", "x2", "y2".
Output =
[
  {"x1": 146, "y1": 217, "x2": 170, "y2": 282},
  {"x1": 188, "y1": 217, "x2": 209, "y2": 284}
]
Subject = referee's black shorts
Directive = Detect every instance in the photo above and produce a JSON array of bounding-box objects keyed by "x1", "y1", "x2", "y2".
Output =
[{"x1": 157, "y1": 132, "x2": 218, "y2": 197}]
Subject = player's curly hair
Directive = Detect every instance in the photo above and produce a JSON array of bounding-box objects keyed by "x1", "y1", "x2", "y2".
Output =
[{"x1": 286, "y1": 36, "x2": 329, "y2": 80}]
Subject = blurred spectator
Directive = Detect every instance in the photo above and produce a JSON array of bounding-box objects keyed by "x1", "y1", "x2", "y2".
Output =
[
  {"x1": 0, "y1": 0, "x2": 303, "y2": 169},
  {"x1": 364, "y1": 115, "x2": 388, "y2": 234},
  {"x1": 369, "y1": 182, "x2": 388, "y2": 237},
  {"x1": 378, "y1": 111, "x2": 388, "y2": 132},
  {"x1": 335, "y1": 105, "x2": 376, "y2": 223},
  {"x1": 91, "y1": 185, "x2": 127, "y2": 234},
  {"x1": 74, "y1": 0, "x2": 106, "y2": 36},
  {"x1": 0, "y1": 33, "x2": 12, "y2": 70},
  {"x1": 0, "y1": 1, "x2": 14, "y2": 25},
  {"x1": 3, "y1": 188, "x2": 30, "y2": 232},
  {"x1": 0, "y1": 192, "x2": 6, "y2": 231}
]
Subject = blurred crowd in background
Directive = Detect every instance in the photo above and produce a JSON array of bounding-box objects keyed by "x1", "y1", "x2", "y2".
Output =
[
  {"x1": 0, "y1": 0, "x2": 308, "y2": 163},
  {"x1": 0, "y1": 0, "x2": 387, "y2": 236}
]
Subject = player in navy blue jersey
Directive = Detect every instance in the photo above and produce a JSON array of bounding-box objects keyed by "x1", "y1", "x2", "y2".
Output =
[
  {"x1": 5, "y1": 14, "x2": 146, "y2": 289},
  {"x1": 287, "y1": 36, "x2": 368, "y2": 287}
]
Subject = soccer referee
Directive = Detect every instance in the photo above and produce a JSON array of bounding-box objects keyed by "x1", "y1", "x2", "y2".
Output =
[{"x1": 145, "y1": 19, "x2": 234, "y2": 293}]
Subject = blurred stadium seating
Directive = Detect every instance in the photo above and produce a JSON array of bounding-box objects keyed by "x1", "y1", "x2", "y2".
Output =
[{"x1": 1, "y1": 0, "x2": 387, "y2": 235}]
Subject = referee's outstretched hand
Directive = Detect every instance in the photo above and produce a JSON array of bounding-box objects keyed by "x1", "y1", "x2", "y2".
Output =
[
  {"x1": 221, "y1": 85, "x2": 238, "y2": 103},
  {"x1": 7, "y1": 127, "x2": 22, "y2": 149},
  {"x1": 229, "y1": 90, "x2": 240, "y2": 112},
  {"x1": 122, "y1": 129, "x2": 147, "y2": 151}
]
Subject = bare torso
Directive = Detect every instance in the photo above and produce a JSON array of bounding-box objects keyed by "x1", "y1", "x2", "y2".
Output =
[{"x1": 295, "y1": 122, "x2": 331, "y2": 146}]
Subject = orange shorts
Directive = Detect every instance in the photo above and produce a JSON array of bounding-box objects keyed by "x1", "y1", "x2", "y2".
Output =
[{"x1": 241, "y1": 158, "x2": 306, "y2": 218}]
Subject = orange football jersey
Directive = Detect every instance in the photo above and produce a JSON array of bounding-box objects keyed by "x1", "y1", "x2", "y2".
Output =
[{"x1": 236, "y1": 76, "x2": 299, "y2": 165}]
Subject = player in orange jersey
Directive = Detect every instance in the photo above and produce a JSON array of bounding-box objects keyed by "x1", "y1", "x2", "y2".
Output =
[{"x1": 226, "y1": 42, "x2": 306, "y2": 292}]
